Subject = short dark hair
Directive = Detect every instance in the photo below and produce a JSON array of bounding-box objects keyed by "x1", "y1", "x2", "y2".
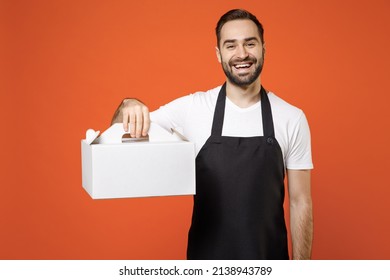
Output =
[{"x1": 216, "y1": 9, "x2": 264, "y2": 47}]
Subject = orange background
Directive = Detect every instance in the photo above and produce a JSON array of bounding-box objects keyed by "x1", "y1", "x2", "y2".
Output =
[{"x1": 1, "y1": 0, "x2": 389, "y2": 259}]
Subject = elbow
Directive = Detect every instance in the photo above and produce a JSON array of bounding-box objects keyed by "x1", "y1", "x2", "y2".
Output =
[{"x1": 290, "y1": 195, "x2": 312, "y2": 211}]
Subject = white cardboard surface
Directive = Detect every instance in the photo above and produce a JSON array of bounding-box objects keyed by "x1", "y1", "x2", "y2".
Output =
[{"x1": 81, "y1": 123, "x2": 195, "y2": 199}]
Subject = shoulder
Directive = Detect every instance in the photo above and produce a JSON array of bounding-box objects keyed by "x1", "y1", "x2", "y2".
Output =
[
  {"x1": 191, "y1": 85, "x2": 221, "y2": 101},
  {"x1": 268, "y1": 92, "x2": 303, "y2": 116},
  {"x1": 154, "y1": 85, "x2": 222, "y2": 113},
  {"x1": 188, "y1": 85, "x2": 222, "y2": 110},
  {"x1": 268, "y1": 91, "x2": 311, "y2": 142},
  {"x1": 268, "y1": 92, "x2": 305, "y2": 123}
]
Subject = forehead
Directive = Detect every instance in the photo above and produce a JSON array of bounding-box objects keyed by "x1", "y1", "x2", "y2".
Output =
[{"x1": 220, "y1": 19, "x2": 260, "y2": 42}]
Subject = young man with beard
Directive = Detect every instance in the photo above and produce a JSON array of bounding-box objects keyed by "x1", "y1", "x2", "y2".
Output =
[{"x1": 112, "y1": 9, "x2": 313, "y2": 260}]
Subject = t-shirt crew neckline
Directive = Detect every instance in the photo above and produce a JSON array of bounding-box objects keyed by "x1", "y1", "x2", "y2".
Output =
[{"x1": 225, "y1": 95, "x2": 263, "y2": 112}]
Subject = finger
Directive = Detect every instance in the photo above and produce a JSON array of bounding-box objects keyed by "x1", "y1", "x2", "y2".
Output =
[
  {"x1": 135, "y1": 109, "x2": 143, "y2": 138},
  {"x1": 123, "y1": 110, "x2": 129, "y2": 132},
  {"x1": 142, "y1": 107, "x2": 150, "y2": 137},
  {"x1": 129, "y1": 111, "x2": 136, "y2": 137}
]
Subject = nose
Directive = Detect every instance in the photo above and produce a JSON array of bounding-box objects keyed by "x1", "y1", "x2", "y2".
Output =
[{"x1": 236, "y1": 45, "x2": 249, "y2": 59}]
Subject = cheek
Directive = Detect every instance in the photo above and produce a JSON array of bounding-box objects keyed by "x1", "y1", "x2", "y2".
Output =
[
  {"x1": 257, "y1": 49, "x2": 264, "y2": 59},
  {"x1": 223, "y1": 55, "x2": 235, "y2": 65},
  {"x1": 220, "y1": 51, "x2": 233, "y2": 62},
  {"x1": 247, "y1": 52, "x2": 262, "y2": 64},
  {"x1": 223, "y1": 58, "x2": 233, "y2": 68}
]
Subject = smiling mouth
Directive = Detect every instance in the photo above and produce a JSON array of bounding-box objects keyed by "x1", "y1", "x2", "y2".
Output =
[{"x1": 233, "y1": 63, "x2": 253, "y2": 69}]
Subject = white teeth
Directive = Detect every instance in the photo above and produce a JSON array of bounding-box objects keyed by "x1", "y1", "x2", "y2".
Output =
[{"x1": 234, "y1": 64, "x2": 251, "y2": 68}]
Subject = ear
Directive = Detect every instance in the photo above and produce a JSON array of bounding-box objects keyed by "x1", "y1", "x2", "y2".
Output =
[
  {"x1": 262, "y1": 42, "x2": 266, "y2": 55},
  {"x1": 215, "y1": 46, "x2": 222, "y2": 63}
]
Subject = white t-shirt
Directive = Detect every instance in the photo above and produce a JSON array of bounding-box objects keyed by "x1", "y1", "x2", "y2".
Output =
[{"x1": 150, "y1": 85, "x2": 313, "y2": 170}]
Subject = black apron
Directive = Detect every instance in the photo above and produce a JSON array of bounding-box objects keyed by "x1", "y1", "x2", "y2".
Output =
[{"x1": 187, "y1": 83, "x2": 289, "y2": 260}]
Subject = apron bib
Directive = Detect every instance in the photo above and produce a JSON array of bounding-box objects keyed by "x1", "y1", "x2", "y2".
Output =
[{"x1": 187, "y1": 83, "x2": 288, "y2": 260}]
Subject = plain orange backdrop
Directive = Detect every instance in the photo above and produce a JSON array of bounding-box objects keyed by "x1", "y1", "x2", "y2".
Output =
[{"x1": 1, "y1": 0, "x2": 389, "y2": 259}]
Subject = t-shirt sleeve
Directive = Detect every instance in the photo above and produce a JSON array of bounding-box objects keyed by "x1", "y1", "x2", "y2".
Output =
[
  {"x1": 150, "y1": 94, "x2": 193, "y2": 133},
  {"x1": 285, "y1": 111, "x2": 314, "y2": 170}
]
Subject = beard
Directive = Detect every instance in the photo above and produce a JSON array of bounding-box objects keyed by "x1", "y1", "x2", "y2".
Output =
[{"x1": 221, "y1": 53, "x2": 264, "y2": 87}]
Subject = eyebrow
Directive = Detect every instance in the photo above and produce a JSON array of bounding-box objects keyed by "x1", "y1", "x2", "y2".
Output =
[{"x1": 222, "y1": 37, "x2": 260, "y2": 46}]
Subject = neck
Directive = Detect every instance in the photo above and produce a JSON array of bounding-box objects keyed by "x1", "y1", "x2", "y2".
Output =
[{"x1": 225, "y1": 79, "x2": 262, "y2": 108}]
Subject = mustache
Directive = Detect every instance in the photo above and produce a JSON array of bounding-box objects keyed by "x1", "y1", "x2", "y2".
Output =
[{"x1": 228, "y1": 56, "x2": 257, "y2": 65}]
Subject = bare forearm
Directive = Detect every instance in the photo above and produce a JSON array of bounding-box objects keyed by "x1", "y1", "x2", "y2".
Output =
[{"x1": 290, "y1": 201, "x2": 313, "y2": 260}]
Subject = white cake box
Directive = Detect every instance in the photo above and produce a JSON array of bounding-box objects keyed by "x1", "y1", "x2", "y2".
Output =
[{"x1": 81, "y1": 123, "x2": 196, "y2": 199}]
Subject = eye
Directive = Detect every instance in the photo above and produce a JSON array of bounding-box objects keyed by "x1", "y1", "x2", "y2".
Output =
[
  {"x1": 226, "y1": 45, "x2": 235, "y2": 50},
  {"x1": 246, "y1": 42, "x2": 256, "y2": 47}
]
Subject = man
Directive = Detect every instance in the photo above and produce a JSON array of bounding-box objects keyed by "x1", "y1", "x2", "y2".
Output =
[{"x1": 112, "y1": 9, "x2": 313, "y2": 260}]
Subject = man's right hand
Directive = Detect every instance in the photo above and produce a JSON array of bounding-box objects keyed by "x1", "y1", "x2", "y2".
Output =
[{"x1": 119, "y1": 98, "x2": 150, "y2": 138}]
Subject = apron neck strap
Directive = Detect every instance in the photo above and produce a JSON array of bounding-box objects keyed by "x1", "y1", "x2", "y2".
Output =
[
  {"x1": 211, "y1": 83, "x2": 275, "y2": 137},
  {"x1": 260, "y1": 86, "x2": 275, "y2": 138}
]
